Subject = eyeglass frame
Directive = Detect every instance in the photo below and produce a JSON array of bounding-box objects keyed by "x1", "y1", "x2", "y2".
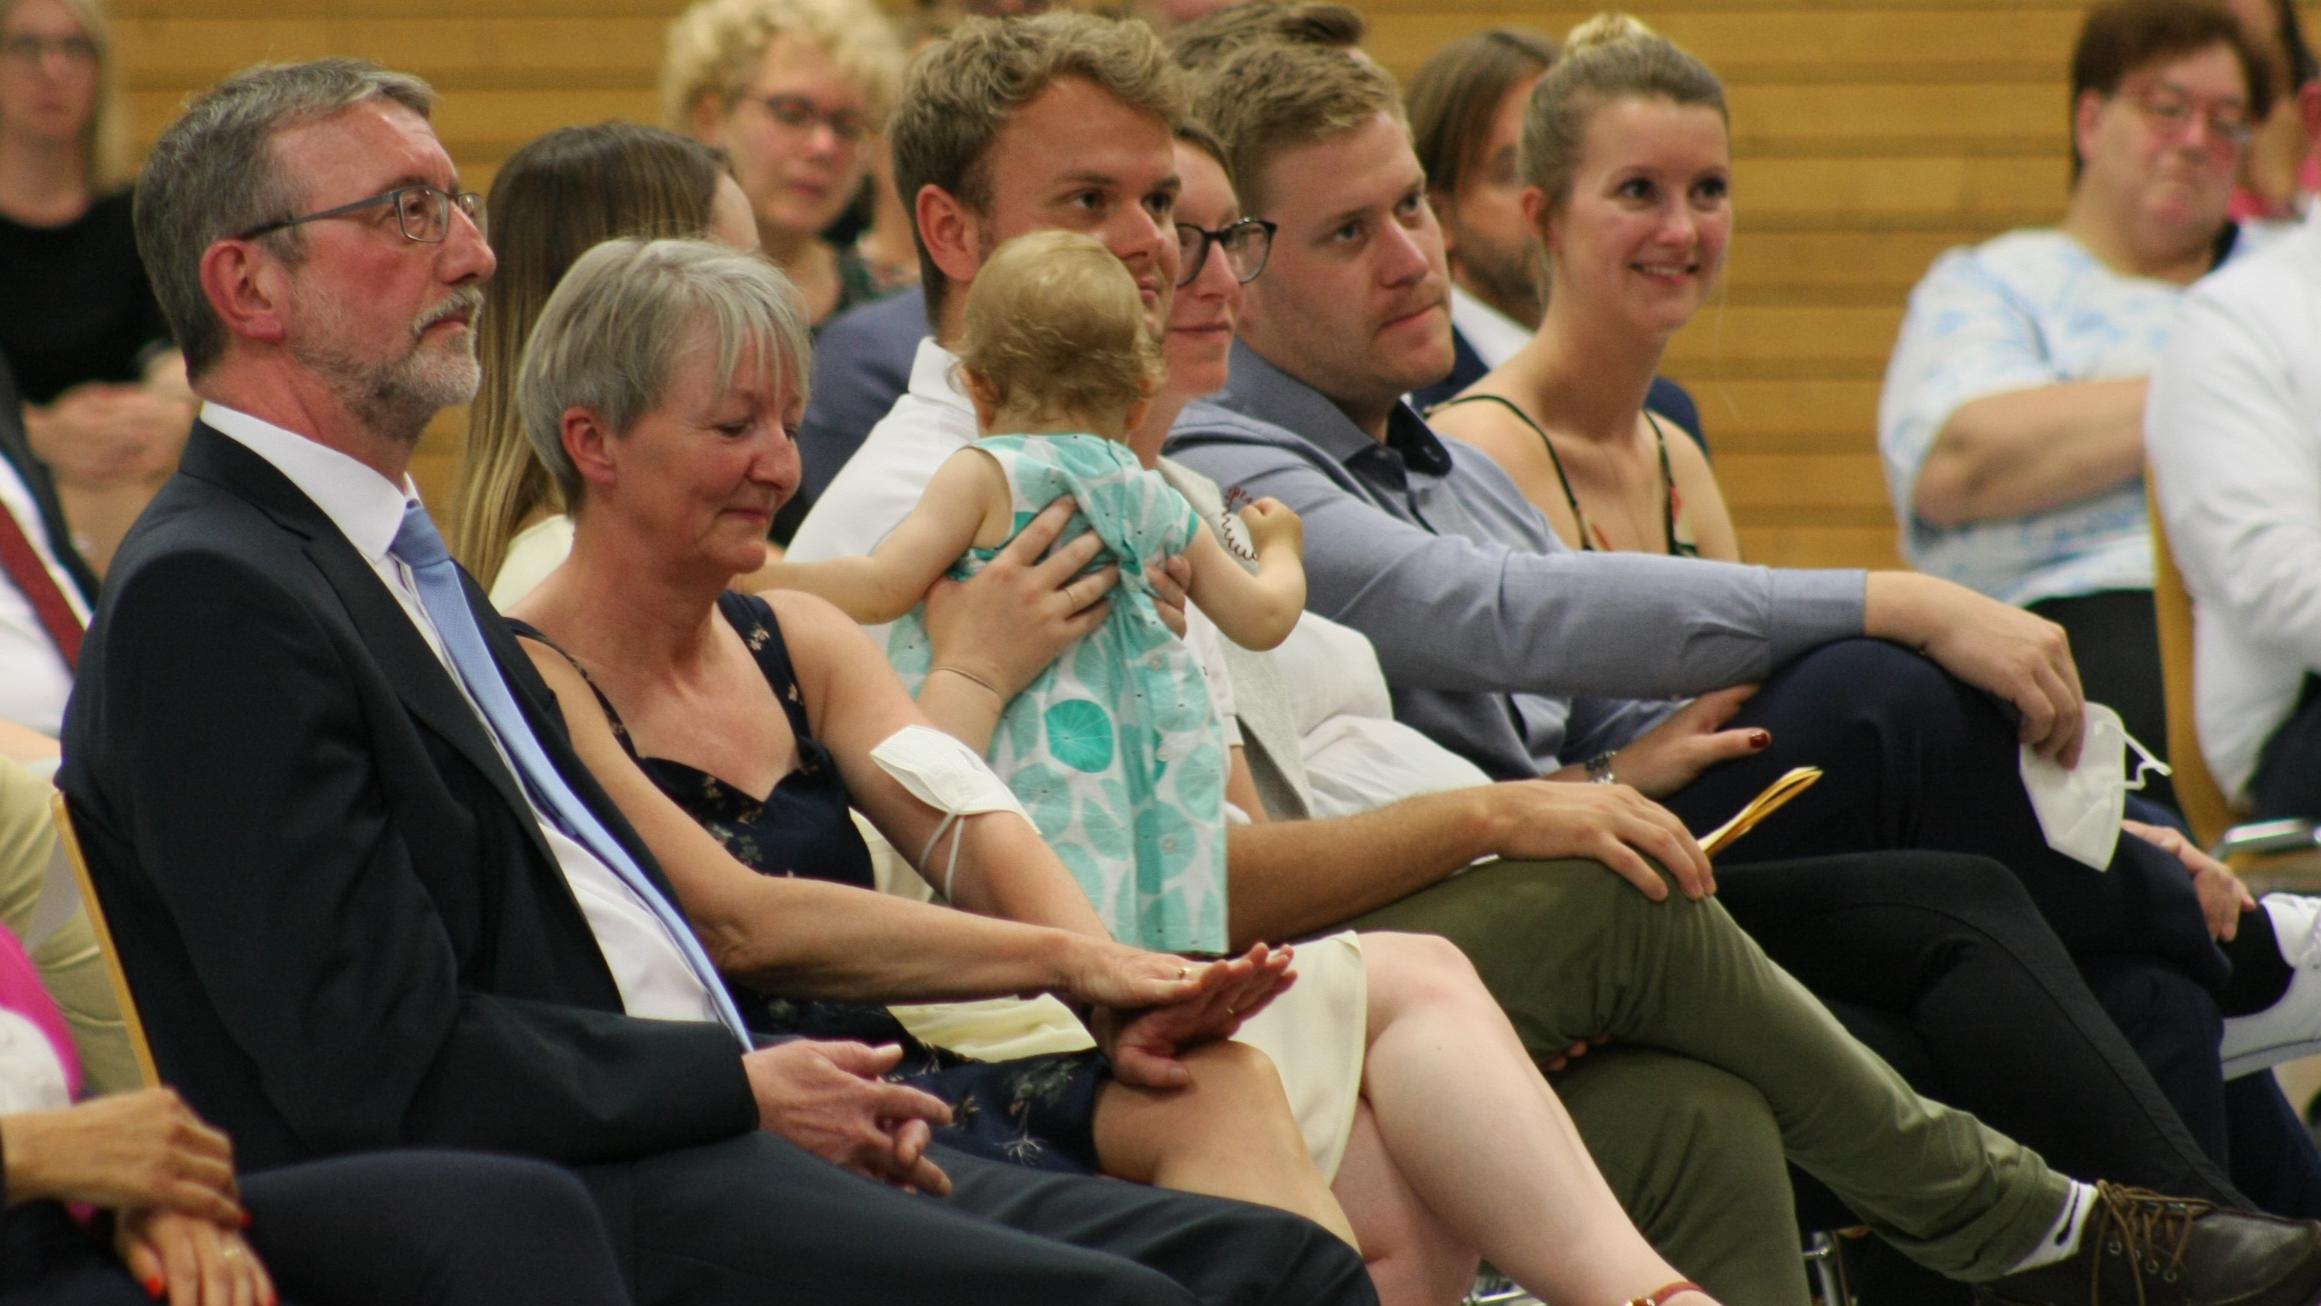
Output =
[
  {"x1": 234, "y1": 184, "x2": 485, "y2": 245},
  {"x1": 1175, "y1": 217, "x2": 1277, "y2": 288},
  {"x1": 739, "y1": 92, "x2": 874, "y2": 146},
  {"x1": 2117, "y1": 81, "x2": 2254, "y2": 154}
]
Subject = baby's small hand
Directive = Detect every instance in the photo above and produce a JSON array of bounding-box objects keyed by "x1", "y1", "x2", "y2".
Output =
[{"x1": 1237, "y1": 498, "x2": 1303, "y2": 557}]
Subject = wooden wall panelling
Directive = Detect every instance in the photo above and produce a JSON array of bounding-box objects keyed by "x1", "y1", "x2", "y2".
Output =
[{"x1": 100, "y1": 0, "x2": 2314, "y2": 570}]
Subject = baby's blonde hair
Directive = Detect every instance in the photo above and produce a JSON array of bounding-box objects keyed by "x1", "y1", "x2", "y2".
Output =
[{"x1": 957, "y1": 230, "x2": 1164, "y2": 432}]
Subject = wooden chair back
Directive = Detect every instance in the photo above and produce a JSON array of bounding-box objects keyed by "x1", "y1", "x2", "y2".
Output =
[
  {"x1": 47, "y1": 791, "x2": 158, "y2": 1086},
  {"x1": 2147, "y1": 482, "x2": 2240, "y2": 850}
]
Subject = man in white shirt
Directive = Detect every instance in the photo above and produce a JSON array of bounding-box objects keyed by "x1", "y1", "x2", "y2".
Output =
[
  {"x1": 2147, "y1": 205, "x2": 2321, "y2": 823},
  {"x1": 54, "y1": 55, "x2": 1372, "y2": 1306}
]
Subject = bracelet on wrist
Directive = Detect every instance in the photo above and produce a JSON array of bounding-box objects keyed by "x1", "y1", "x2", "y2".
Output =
[
  {"x1": 930, "y1": 663, "x2": 1003, "y2": 699},
  {"x1": 1584, "y1": 752, "x2": 1618, "y2": 785}
]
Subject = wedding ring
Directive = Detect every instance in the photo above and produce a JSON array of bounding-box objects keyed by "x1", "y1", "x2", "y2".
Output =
[{"x1": 1175, "y1": 966, "x2": 1188, "y2": 979}]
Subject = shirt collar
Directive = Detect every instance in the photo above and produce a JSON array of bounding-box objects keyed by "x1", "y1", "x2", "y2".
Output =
[
  {"x1": 906, "y1": 337, "x2": 973, "y2": 413},
  {"x1": 1215, "y1": 340, "x2": 1454, "y2": 478},
  {"x1": 200, "y1": 401, "x2": 415, "y2": 563},
  {"x1": 1448, "y1": 286, "x2": 1532, "y2": 370}
]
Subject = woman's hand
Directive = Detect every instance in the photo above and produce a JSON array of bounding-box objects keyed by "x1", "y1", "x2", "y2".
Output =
[
  {"x1": 741, "y1": 1039, "x2": 954, "y2": 1195},
  {"x1": 1084, "y1": 944, "x2": 1295, "y2": 1089},
  {"x1": 1, "y1": 1088, "x2": 241, "y2": 1225},
  {"x1": 922, "y1": 498, "x2": 1117, "y2": 700},
  {"x1": 117, "y1": 1208, "x2": 274, "y2": 1306},
  {"x1": 1602, "y1": 686, "x2": 1766, "y2": 798},
  {"x1": 2123, "y1": 817, "x2": 2255, "y2": 941}
]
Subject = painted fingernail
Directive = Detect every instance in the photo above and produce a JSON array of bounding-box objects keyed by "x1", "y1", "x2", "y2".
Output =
[{"x1": 1748, "y1": 730, "x2": 1770, "y2": 749}]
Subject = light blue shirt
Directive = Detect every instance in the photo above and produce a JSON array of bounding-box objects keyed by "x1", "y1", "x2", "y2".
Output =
[{"x1": 1879, "y1": 228, "x2": 2205, "y2": 606}]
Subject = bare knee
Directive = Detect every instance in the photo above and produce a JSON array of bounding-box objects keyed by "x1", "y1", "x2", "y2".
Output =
[
  {"x1": 1178, "y1": 1036, "x2": 1289, "y2": 1101},
  {"x1": 1361, "y1": 931, "x2": 1485, "y2": 1024}
]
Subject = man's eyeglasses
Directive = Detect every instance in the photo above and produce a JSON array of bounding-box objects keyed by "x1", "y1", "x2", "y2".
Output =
[
  {"x1": 2124, "y1": 84, "x2": 2253, "y2": 155},
  {"x1": 236, "y1": 185, "x2": 485, "y2": 244},
  {"x1": 1175, "y1": 218, "x2": 1277, "y2": 288},
  {"x1": 745, "y1": 93, "x2": 872, "y2": 145}
]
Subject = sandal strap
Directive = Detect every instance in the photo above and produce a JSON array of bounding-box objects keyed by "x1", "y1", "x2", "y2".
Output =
[{"x1": 1627, "y1": 1282, "x2": 1705, "y2": 1306}]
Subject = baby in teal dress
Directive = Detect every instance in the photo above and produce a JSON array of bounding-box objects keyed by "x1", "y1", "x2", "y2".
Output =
[{"x1": 765, "y1": 230, "x2": 1305, "y2": 953}]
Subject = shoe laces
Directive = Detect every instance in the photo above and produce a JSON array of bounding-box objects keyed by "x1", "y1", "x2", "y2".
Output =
[{"x1": 2088, "y1": 1181, "x2": 2210, "y2": 1302}]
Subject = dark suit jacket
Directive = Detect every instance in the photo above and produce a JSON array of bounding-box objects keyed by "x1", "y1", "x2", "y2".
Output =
[
  {"x1": 1410, "y1": 322, "x2": 1708, "y2": 455},
  {"x1": 58, "y1": 423, "x2": 756, "y2": 1172},
  {"x1": 0, "y1": 353, "x2": 98, "y2": 606}
]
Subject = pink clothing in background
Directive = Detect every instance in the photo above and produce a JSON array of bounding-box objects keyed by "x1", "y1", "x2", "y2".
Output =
[{"x1": 0, "y1": 924, "x2": 81, "y2": 1100}]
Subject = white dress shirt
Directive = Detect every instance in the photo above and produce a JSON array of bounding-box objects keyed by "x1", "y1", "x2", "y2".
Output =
[
  {"x1": 789, "y1": 337, "x2": 971, "y2": 567},
  {"x1": 2145, "y1": 210, "x2": 2321, "y2": 801},
  {"x1": 202, "y1": 403, "x2": 722, "y2": 1024},
  {"x1": 0, "y1": 456, "x2": 86, "y2": 737},
  {"x1": 1448, "y1": 286, "x2": 1534, "y2": 372}
]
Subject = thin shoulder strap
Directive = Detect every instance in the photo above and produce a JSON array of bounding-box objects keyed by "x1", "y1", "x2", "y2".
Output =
[
  {"x1": 1641, "y1": 410, "x2": 1699, "y2": 559},
  {"x1": 1428, "y1": 393, "x2": 1592, "y2": 549},
  {"x1": 505, "y1": 619, "x2": 646, "y2": 762}
]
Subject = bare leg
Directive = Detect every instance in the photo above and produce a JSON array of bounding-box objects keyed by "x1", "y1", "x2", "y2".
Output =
[
  {"x1": 1091, "y1": 1039, "x2": 1360, "y2": 1247},
  {"x1": 1354, "y1": 932, "x2": 1722, "y2": 1305},
  {"x1": 1332, "y1": 1101, "x2": 1479, "y2": 1306}
]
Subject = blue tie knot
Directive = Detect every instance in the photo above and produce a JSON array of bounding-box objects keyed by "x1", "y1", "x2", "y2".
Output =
[{"x1": 392, "y1": 502, "x2": 452, "y2": 570}]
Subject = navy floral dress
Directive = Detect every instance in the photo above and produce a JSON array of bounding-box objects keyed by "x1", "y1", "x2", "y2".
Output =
[{"x1": 518, "y1": 591, "x2": 1105, "y2": 1173}]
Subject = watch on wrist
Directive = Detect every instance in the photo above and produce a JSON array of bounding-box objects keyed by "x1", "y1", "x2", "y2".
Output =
[{"x1": 1585, "y1": 752, "x2": 1618, "y2": 785}]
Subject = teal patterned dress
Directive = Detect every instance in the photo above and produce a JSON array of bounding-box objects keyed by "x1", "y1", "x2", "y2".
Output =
[{"x1": 888, "y1": 434, "x2": 1229, "y2": 954}]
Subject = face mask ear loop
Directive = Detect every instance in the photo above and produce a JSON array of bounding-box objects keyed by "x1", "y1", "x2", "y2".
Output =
[
  {"x1": 2123, "y1": 730, "x2": 2173, "y2": 793},
  {"x1": 917, "y1": 811, "x2": 967, "y2": 900}
]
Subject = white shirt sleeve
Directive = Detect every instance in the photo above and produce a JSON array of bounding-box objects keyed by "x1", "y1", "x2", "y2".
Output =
[{"x1": 2146, "y1": 244, "x2": 2321, "y2": 794}]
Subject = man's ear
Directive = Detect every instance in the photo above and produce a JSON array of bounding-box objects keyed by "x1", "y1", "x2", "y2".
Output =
[
  {"x1": 197, "y1": 240, "x2": 288, "y2": 347},
  {"x1": 562, "y1": 407, "x2": 619, "y2": 489},
  {"x1": 1429, "y1": 187, "x2": 1459, "y2": 259},
  {"x1": 916, "y1": 182, "x2": 986, "y2": 287}
]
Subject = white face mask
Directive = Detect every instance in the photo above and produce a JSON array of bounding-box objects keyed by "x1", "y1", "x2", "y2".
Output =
[
  {"x1": 868, "y1": 725, "x2": 1032, "y2": 899},
  {"x1": 2019, "y1": 701, "x2": 2170, "y2": 870}
]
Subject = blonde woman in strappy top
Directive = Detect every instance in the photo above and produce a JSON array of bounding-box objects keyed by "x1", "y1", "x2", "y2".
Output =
[{"x1": 1427, "y1": 13, "x2": 1741, "y2": 564}]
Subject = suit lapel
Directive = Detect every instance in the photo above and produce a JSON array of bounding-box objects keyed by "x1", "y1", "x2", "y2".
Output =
[{"x1": 180, "y1": 427, "x2": 543, "y2": 836}]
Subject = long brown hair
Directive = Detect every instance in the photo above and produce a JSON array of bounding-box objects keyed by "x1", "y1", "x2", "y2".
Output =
[{"x1": 452, "y1": 122, "x2": 727, "y2": 584}]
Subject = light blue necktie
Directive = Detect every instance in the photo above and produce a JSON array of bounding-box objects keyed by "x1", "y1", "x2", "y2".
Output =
[{"x1": 390, "y1": 502, "x2": 752, "y2": 1046}]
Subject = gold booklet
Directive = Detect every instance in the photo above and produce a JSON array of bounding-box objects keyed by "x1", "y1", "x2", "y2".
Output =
[{"x1": 1698, "y1": 766, "x2": 1823, "y2": 859}]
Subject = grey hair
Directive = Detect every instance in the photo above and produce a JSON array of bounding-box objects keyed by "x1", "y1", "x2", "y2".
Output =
[
  {"x1": 516, "y1": 237, "x2": 812, "y2": 509},
  {"x1": 134, "y1": 58, "x2": 435, "y2": 379}
]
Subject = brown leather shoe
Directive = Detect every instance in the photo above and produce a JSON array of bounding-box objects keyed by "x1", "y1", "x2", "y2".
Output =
[{"x1": 1973, "y1": 1183, "x2": 2321, "y2": 1305}]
